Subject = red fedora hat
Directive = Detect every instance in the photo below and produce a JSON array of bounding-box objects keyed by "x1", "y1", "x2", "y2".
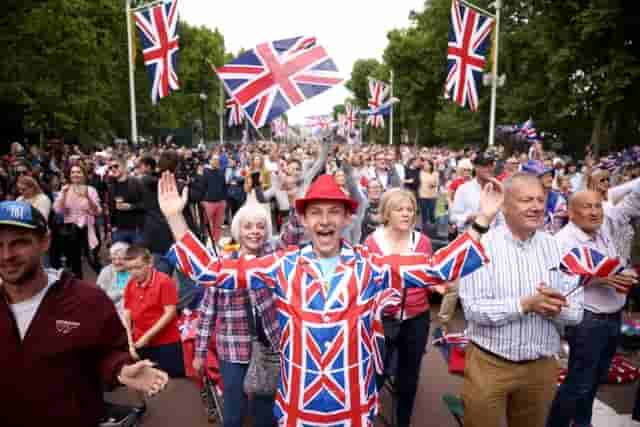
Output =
[{"x1": 295, "y1": 174, "x2": 358, "y2": 215}]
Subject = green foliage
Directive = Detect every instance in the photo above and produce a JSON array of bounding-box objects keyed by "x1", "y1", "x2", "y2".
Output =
[
  {"x1": 345, "y1": 58, "x2": 386, "y2": 109},
  {"x1": 348, "y1": 0, "x2": 640, "y2": 153},
  {"x1": 0, "y1": 0, "x2": 228, "y2": 146}
]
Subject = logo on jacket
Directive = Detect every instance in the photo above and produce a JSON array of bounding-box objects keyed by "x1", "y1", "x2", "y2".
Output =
[{"x1": 56, "y1": 320, "x2": 80, "y2": 334}]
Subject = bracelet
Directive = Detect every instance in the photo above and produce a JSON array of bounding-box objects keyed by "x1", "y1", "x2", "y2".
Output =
[{"x1": 471, "y1": 220, "x2": 490, "y2": 234}]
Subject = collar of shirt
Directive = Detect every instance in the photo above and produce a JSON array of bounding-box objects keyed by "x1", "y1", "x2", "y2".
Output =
[
  {"x1": 499, "y1": 225, "x2": 537, "y2": 249},
  {"x1": 134, "y1": 270, "x2": 155, "y2": 289}
]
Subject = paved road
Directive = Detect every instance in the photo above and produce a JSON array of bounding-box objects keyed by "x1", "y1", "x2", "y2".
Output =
[{"x1": 103, "y1": 305, "x2": 639, "y2": 427}]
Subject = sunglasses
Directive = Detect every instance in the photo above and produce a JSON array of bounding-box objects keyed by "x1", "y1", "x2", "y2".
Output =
[
  {"x1": 108, "y1": 164, "x2": 120, "y2": 170},
  {"x1": 16, "y1": 170, "x2": 28, "y2": 175}
]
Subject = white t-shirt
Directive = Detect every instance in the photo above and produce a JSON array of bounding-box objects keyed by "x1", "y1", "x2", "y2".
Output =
[{"x1": 8, "y1": 270, "x2": 60, "y2": 340}]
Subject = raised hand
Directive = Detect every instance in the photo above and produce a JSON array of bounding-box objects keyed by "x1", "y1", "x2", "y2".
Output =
[
  {"x1": 158, "y1": 171, "x2": 188, "y2": 219},
  {"x1": 477, "y1": 178, "x2": 504, "y2": 226},
  {"x1": 158, "y1": 171, "x2": 190, "y2": 240}
]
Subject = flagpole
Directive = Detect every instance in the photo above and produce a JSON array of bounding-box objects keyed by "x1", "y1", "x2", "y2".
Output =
[
  {"x1": 389, "y1": 70, "x2": 394, "y2": 146},
  {"x1": 219, "y1": 82, "x2": 224, "y2": 145},
  {"x1": 487, "y1": 0, "x2": 501, "y2": 147},
  {"x1": 126, "y1": 0, "x2": 138, "y2": 145}
]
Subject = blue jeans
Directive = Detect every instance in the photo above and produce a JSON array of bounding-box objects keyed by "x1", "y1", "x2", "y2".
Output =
[
  {"x1": 376, "y1": 311, "x2": 430, "y2": 427},
  {"x1": 112, "y1": 228, "x2": 144, "y2": 245},
  {"x1": 546, "y1": 310, "x2": 621, "y2": 427},
  {"x1": 219, "y1": 360, "x2": 276, "y2": 427},
  {"x1": 418, "y1": 198, "x2": 437, "y2": 227}
]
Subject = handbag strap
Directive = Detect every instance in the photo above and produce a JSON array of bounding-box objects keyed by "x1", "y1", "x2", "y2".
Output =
[
  {"x1": 398, "y1": 284, "x2": 408, "y2": 321},
  {"x1": 237, "y1": 254, "x2": 257, "y2": 338},
  {"x1": 244, "y1": 291, "x2": 257, "y2": 338}
]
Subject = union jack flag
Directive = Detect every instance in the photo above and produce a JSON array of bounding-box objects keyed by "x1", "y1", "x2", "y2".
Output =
[
  {"x1": 367, "y1": 78, "x2": 389, "y2": 128},
  {"x1": 217, "y1": 36, "x2": 343, "y2": 129},
  {"x1": 225, "y1": 98, "x2": 243, "y2": 127},
  {"x1": 518, "y1": 118, "x2": 539, "y2": 142},
  {"x1": 342, "y1": 102, "x2": 358, "y2": 134},
  {"x1": 272, "y1": 117, "x2": 288, "y2": 138},
  {"x1": 444, "y1": 0, "x2": 495, "y2": 111},
  {"x1": 555, "y1": 247, "x2": 625, "y2": 287},
  {"x1": 306, "y1": 114, "x2": 336, "y2": 135},
  {"x1": 134, "y1": 0, "x2": 180, "y2": 104}
]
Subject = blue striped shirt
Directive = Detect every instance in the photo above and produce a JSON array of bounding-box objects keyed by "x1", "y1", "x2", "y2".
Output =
[{"x1": 459, "y1": 225, "x2": 583, "y2": 362}]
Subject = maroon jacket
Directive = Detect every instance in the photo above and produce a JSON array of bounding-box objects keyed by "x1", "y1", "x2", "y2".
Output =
[{"x1": 0, "y1": 271, "x2": 132, "y2": 427}]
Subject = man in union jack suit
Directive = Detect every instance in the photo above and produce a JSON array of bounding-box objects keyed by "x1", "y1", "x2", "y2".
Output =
[{"x1": 157, "y1": 172, "x2": 504, "y2": 427}]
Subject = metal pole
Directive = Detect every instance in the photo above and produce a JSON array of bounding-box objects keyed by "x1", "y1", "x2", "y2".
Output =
[
  {"x1": 487, "y1": 0, "x2": 501, "y2": 147},
  {"x1": 389, "y1": 70, "x2": 394, "y2": 146},
  {"x1": 219, "y1": 82, "x2": 224, "y2": 145},
  {"x1": 126, "y1": 0, "x2": 138, "y2": 144}
]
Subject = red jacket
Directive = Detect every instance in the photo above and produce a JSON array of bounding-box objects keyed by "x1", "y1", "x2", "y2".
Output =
[{"x1": 0, "y1": 271, "x2": 132, "y2": 427}]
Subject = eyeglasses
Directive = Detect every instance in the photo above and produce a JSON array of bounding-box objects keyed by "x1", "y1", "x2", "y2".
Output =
[
  {"x1": 16, "y1": 170, "x2": 28, "y2": 175},
  {"x1": 108, "y1": 164, "x2": 120, "y2": 170}
]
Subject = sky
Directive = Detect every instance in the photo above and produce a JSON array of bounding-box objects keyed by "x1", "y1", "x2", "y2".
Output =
[{"x1": 179, "y1": 0, "x2": 426, "y2": 125}]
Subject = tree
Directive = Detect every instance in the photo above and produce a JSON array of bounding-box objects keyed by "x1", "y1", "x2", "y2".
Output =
[{"x1": 0, "y1": 0, "x2": 228, "y2": 146}]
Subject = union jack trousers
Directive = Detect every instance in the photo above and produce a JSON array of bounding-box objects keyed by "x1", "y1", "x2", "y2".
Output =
[{"x1": 170, "y1": 230, "x2": 488, "y2": 427}]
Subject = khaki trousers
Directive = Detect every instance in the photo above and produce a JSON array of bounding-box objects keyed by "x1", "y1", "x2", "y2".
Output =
[
  {"x1": 462, "y1": 344, "x2": 557, "y2": 427},
  {"x1": 437, "y1": 280, "x2": 459, "y2": 325}
]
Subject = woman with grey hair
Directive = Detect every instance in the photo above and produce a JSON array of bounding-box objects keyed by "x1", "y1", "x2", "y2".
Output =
[
  {"x1": 96, "y1": 241, "x2": 131, "y2": 317},
  {"x1": 192, "y1": 202, "x2": 280, "y2": 427}
]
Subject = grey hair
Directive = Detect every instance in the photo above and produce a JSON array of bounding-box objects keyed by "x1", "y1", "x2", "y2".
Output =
[
  {"x1": 109, "y1": 241, "x2": 130, "y2": 256},
  {"x1": 230, "y1": 202, "x2": 273, "y2": 243},
  {"x1": 503, "y1": 171, "x2": 543, "y2": 196}
]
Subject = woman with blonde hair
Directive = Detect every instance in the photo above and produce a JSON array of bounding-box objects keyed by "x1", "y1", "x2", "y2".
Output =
[
  {"x1": 363, "y1": 188, "x2": 433, "y2": 427},
  {"x1": 16, "y1": 175, "x2": 51, "y2": 219}
]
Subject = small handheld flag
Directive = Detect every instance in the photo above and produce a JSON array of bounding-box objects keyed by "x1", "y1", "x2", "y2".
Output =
[{"x1": 552, "y1": 247, "x2": 626, "y2": 297}]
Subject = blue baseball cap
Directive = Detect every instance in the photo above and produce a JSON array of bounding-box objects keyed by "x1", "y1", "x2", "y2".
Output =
[{"x1": 0, "y1": 201, "x2": 48, "y2": 233}]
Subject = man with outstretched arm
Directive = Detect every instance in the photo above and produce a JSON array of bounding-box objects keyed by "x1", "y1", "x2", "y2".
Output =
[
  {"x1": 0, "y1": 201, "x2": 169, "y2": 427},
  {"x1": 158, "y1": 171, "x2": 504, "y2": 427}
]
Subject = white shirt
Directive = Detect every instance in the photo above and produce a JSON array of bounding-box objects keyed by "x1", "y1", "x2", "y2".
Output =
[
  {"x1": 450, "y1": 179, "x2": 482, "y2": 229},
  {"x1": 449, "y1": 178, "x2": 504, "y2": 229},
  {"x1": 555, "y1": 181, "x2": 640, "y2": 313},
  {"x1": 8, "y1": 269, "x2": 61, "y2": 340},
  {"x1": 460, "y1": 225, "x2": 583, "y2": 361}
]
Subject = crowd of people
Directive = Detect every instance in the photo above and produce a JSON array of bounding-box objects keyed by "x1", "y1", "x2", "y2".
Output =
[{"x1": 1, "y1": 135, "x2": 640, "y2": 427}]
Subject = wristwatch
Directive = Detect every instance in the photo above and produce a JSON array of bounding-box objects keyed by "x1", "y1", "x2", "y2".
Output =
[{"x1": 471, "y1": 220, "x2": 490, "y2": 234}]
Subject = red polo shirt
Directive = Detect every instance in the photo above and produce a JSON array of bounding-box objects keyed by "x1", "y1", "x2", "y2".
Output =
[{"x1": 124, "y1": 269, "x2": 180, "y2": 347}]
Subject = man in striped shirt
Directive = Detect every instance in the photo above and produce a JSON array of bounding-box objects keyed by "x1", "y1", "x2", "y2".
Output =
[{"x1": 459, "y1": 172, "x2": 584, "y2": 427}]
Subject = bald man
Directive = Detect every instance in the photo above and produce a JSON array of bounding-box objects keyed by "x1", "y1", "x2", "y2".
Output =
[{"x1": 547, "y1": 187, "x2": 640, "y2": 427}]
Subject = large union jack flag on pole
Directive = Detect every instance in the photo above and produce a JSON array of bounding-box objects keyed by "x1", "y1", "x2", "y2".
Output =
[
  {"x1": 343, "y1": 102, "x2": 358, "y2": 134},
  {"x1": 217, "y1": 36, "x2": 343, "y2": 129},
  {"x1": 444, "y1": 0, "x2": 494, "y2": 111},
  {"x1": 225, "y1": 98, "x2": 243, "y2": 127},
  {"x1": 134, "y1": 0, "x2": 180, "y2": 104},
  {"x1": 366, "y1": 78, "x2": 389, "y2": 128}
]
